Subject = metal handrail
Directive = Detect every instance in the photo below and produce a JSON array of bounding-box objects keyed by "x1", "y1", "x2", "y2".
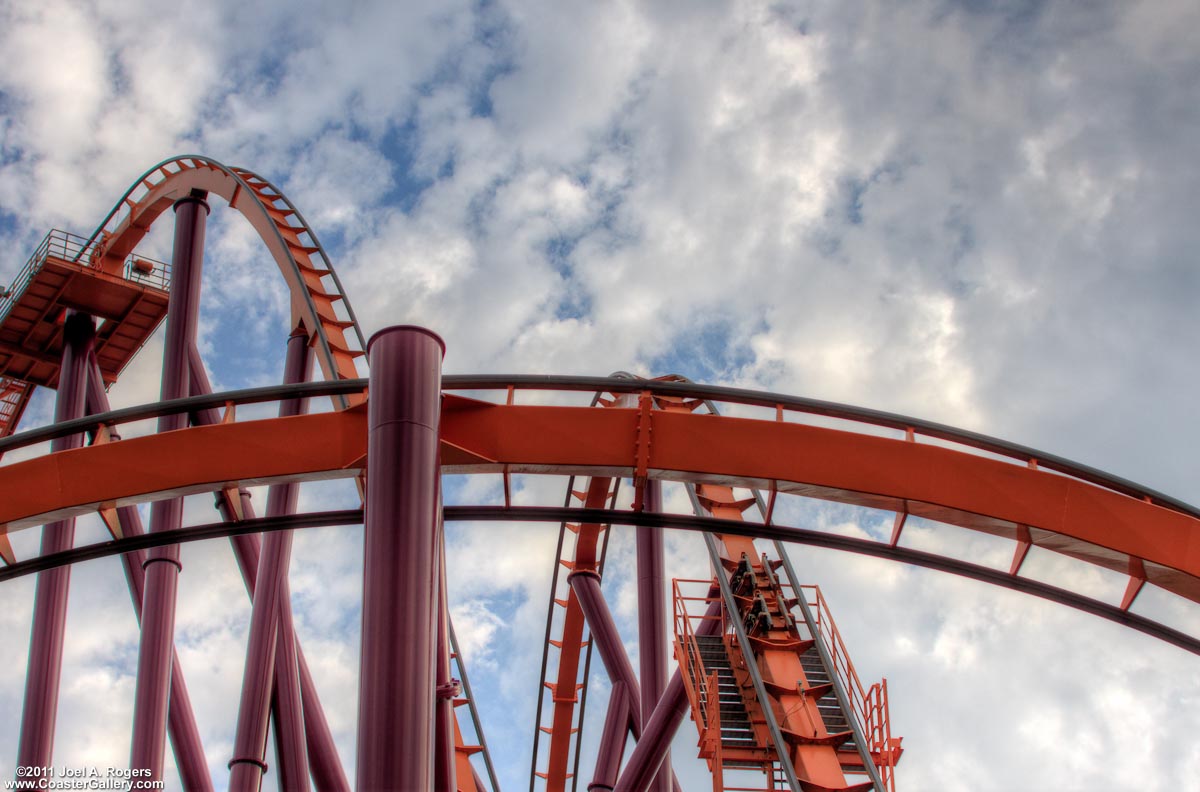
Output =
[
  {"x1": 0, "y1": 228, "x2": 170, "y2": 325},
  {"x1": 794, "y1": 584, "x2": 894, "y2": 790},
  {"x1": 701, "y1": 529, "x2": 802, "y2": 792}
]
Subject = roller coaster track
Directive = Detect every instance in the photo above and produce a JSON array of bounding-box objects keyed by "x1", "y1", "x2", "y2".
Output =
[
  {"x1": 83, "y1": 155, "x2": 368, "y2": 399},
  {"x1": 2, "y1": 157, "x2": 1199, "y2": 791}
]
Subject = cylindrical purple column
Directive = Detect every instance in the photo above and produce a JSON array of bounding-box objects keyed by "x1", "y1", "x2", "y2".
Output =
[
  {"x1": 229, "y1": 328, "x2": 312, "y2": 791},
  {"x1": 356, "y1": 325, "x2": 445, "y2": 791},
  {"x1": 187, "y1": 343, "x2": 349, "y2": 792},
  {"x1": 568, "y1": 570, "x2": 644, "y2": 737},
  {"x1": 611, "y1": 675, "x2": 689, "y2": 792},
  {"x1": 636, "y1": 481, "x2": 670, "y2": 792},
  {"x1": 588, "y1": 681, "x2": 630, "y2": 792},
  {"x1": 272, "y1": 597, "x2": 308, "y2": 791},
  {"x1": 17, "y1": 312, "x2": 95, "y2": 769},
  {"x1": 131, "y1": 191, "x2": 209, "y2": 780},
  {"x1": 85, "y1": 358, "x2": 213, "y2": 792}
]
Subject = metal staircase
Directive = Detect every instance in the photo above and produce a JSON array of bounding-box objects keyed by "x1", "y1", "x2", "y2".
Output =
[
  {"x1": 674, "y1": 549, "x2": 903, "y2": 792},
  {"x1": 800, "y1": 646, "x2": 857, "y2": 755},
  {"x1": 695, "y1": 634, "x2": 758, "y2": 753}
]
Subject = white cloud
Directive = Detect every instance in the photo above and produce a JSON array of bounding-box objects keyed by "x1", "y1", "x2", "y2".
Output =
[{"x1": 3, "y1": 0, "x2": 1200, "y2": 789}]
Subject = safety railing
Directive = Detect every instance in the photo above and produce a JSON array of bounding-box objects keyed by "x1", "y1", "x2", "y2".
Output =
[
  {"x1": 675, "y1": 579, "x2": 741, "y2": 792},
  {"x1": 0, "y1": 229, "x2": 169, "y2": 324},
  {"x1": 0, "y1": 377, "x2": 24, "y2": 419},
  {"x1": 796, "y1": 584, "x2": 901, "y2": 790},
  {"x1": 673, "y1": 579, "x2": 725, "y2": 746}
]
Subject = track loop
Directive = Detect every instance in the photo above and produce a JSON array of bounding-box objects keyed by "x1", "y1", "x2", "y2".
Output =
[{"x1": 83, "y1": 156, "x2": 367, "y2": 407}]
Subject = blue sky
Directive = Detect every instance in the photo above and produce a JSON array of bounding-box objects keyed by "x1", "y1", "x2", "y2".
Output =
[{"x1": 2, "y1": 0, "x2": 1200, "y2": 789}]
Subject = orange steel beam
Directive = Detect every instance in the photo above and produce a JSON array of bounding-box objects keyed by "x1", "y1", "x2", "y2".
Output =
[{"x1": 4, "y1": 401, "x2": 1200, "y2": 605}]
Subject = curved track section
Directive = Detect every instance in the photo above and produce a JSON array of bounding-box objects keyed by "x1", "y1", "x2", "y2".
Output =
[
  {"x1": 83, "y1": 155, "x2": 367, "y2": 402},
  {"x1": 4, "y1": 375, "x2": 1199, "y2": 643}
]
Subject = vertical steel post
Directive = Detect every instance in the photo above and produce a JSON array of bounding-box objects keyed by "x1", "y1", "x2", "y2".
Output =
[
  {"x1": 588, "y1": 681, "x2": 630, "y2": 792},
  {"x1": 229, "y1": 328, "x2": 312, "y2": 791},
  {"x1": 84, "y1": 358, "x2": 213, "y2": 792},
  {"x1": 636, "y1": 481, "x2": 670, "y2": 792},
  {"x1": 186, "y1": 344, "x2": 350, "y2": 792},
  {"x1": 131, "y1": 190, "x2": 209, "y2": 780},
  {"x1": 16, "y1": 311, "x2": 95, "y2": 770},
  {"x1": 434, "y1": 529, "x2": 457, "y2": 792},
  {"x1": 356, "y1": 325, "x2": 444, "y2": 790}
]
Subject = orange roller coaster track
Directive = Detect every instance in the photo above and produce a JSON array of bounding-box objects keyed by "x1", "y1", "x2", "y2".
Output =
[{"x1": 1, "y1": 156, "x2": 1197, "y2": 792}]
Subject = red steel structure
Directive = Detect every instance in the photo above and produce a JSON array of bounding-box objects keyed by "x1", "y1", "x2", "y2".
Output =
[{"x1": 2, "y1": 156, "x2": 1200, "y2": 791}]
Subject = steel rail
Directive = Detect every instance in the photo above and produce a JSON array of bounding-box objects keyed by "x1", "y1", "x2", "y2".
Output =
[
  {"x1": 440, "y1": 375, "x2": 1200, "y2": 519},
  {"x1": 451, "y1": 507, "x2": 1200, "y2": 657},
  {"x1": 226, "y1": 166, "x2": 368, "y2": 356},
  {"x1": 76, "y1": 155, "x2": 365, "y2": 401},
  {"x1": 3, "y1": 506, "x2": 1196, "y2": 658},
  {"x1": 0, "y1": 379, "x2": 368, "y2": 456},
  {"x1": 775, "y1": 543, "x2": 885, "y2": 791},
  {"x1": 676, "y1": 374, "x2": 883, "y2": 790},
  {"x1": 701, "y1": 528, "x2": 802, "y2": 792},
  {"x1": 6, "y1": 374, "x2": 1195, "y2": 524},
  {"x1": 449, "y1": 612, "x2": 502, "y2": 792},
  {"x1": 0, "y1": 510, "x2": 363, "y2": 584},
  {"x1": 528, "y1": 480, "x2": 577, "y2": 792}
]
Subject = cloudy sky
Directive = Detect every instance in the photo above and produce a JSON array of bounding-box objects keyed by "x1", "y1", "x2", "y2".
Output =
[{"x1": 3, "y1": 0, "x2": 1200, "y2": 790}]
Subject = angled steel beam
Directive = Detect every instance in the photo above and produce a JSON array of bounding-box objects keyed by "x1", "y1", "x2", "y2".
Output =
[
  {"x1": 187, "y1": 344, "x2": 349, "y2": 792},
  {"x1": 84, "y1": 355, "x2": 212, "y2": 791},
  {"x1": 229, "y1": 328, "x2": 312, "y2": 791}
]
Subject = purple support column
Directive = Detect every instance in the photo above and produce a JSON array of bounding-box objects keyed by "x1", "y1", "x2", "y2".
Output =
[
  {"x1": 589, "y1": 681, "x2": 630, "y2": 792},
  {"x1": 567, "y1": 570, "x2": 643, "y2": 736},
  {"x1": 571, "y1": 566, "x2": 688, "y2": 792},
  {"x1": 229, "y1": 328, "x2": 312, "y2": 791},
  {"x1": 610, "y1": 675, "x2": 689, "y2": 792},
  {"x1": 17, "y1": 312, "x2": 94, "y2": 769},
  {"x1": 85, "y1": 359, "x2": 213, "y2": 792},
  {"x1": 613, "y1": 594, "x2": 723, "y2": 792},
  {"x1": 434, "y1": 533, "x2": 457, "y2": 792},
  {"x1": 186, "y1": 345, "x2": 349, "y2": 792},
  {"x1": 637, "y1": 482, "x2": 671, "y2": 792},
  {"x1": 356, "y1": 325, "x2": 444, "y2": 791},
  {"x1": 131, "y1": 190, "x2": 209, "y2": 780},
  {"x1": 272, "y1": 596, "x2": 308, "y2": 791}
]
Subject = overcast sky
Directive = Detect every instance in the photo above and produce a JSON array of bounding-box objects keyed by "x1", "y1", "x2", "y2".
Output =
[{"x1": 2, "y1": 1, "x2": 1200, "y2": 790}]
